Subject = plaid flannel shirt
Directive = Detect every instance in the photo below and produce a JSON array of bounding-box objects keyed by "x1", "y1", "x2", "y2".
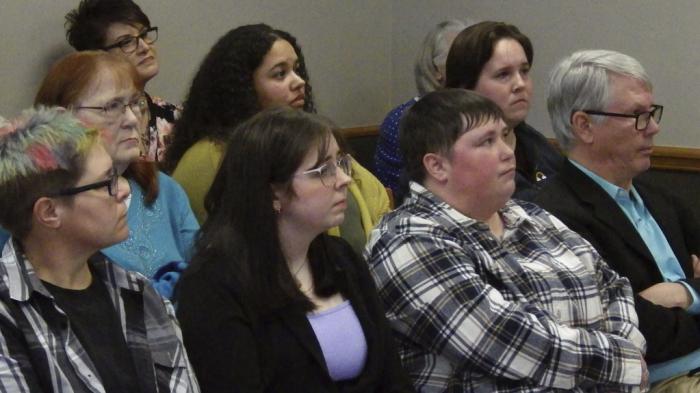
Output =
[
  {"x1": 365, "y1": 182, "x2": 646, "y2": 392},
  {"x1": 0, "y1": 239, "x2": 200, "y2": 393}
]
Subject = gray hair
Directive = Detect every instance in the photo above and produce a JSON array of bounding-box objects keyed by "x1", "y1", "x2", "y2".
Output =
[
  {"x1": 414, "y1": 19, "x2": 472, "y2": 95},
  {"x1": 547, "y1": 49, "x2": 652, "y2": 151}
]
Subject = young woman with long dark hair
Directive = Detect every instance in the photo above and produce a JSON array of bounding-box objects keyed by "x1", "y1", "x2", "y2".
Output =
[{"x1": 176, "y1": 107, "x2": 413, "y2": 393}]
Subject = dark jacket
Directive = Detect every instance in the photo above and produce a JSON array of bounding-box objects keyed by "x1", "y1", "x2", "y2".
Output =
[
  {"x1": 536, "y1": 160, "x2": 700, "y2": 364},
  {"x1": 176, "y1": 235, "x2": 414, "y2": 393},
  {"x1": 513, "y1": 122, "x2": 564, "y2": 202}
]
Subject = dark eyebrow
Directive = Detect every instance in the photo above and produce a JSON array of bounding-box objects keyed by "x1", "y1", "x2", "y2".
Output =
[
  {"x1": 309, "y1": 154, "x2": 333, "y2": 170},
  {"x1": 115, "y1": 34, "x2": 136, "y2": 41},
  {"x1": 269, "y1": 61, "x2": 290, "y2": 70}
]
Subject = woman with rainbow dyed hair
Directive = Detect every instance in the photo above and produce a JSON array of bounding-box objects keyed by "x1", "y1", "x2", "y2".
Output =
[
  {"x1": 34, "y1": 50, "x2": 199, "y2": 299},
  {"x1": 0, "y1": 107, "x2": 199, "y2": 392}
]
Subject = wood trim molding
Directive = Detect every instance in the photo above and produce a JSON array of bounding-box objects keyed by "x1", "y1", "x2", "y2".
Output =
[
  {"x1": 341, "y1": 125, "x2": 380, "y2": 139},
  {"x1": 340, "y1": 125, "x2": 700, "y2": 173},
  {"x1": 650, "y1": 146, "x2": 700, "y2": 172}
]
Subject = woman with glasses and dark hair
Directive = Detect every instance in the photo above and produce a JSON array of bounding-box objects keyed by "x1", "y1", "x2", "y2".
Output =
[
  {"x1": 445, "y1": 21, "x2": 564, "y2": 201},
  {"x1": 176, "y1": 107, "x2": 413, "y2": 393},
  {"x1": 35, "y1": 51, "x2": 199, "y2": 299},
  {"x1": 66, "y1": 0, "x2": 179, "y2": 163},
  {"x1": 166, "y1": 23, "x2": 389, "y2": 254}
]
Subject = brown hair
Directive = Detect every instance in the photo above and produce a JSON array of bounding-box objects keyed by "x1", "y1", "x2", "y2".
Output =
[
  {"x1": 65, "y1": 0, "x2": 151, "y2": 51},
  {"x1": 35, "y1": 51, "x2": 158, "y2": 203},
  {"x1": 445, "y1": 21, "x2": 533, "y2": 90}
]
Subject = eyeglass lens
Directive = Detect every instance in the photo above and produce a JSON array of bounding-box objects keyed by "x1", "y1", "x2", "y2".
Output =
[
  {"x1": 319, "y1": 156, "x2": 352, "y2": 187},
  {"x1": 121, "y1": 28, "x2": 158, "y2": 53},
  {"x1": 637, "y1": 106, "x2": 663, "y2": 130}
]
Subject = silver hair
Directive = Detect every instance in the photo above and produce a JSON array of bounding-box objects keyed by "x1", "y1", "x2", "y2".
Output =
[
  {"x1": 414, "y1": 19, "x2": 472, "y2": 95},
  {"x1": 547, "y1": 49, "x2": 652, "y2": 151}
]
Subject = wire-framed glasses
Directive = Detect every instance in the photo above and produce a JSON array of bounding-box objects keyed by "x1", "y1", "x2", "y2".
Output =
[
  {"x1": 299, "y1": 154, "x2": 352, "y2": 187},
  {"x1": 581, "y1": 104, "x2": 663, "y2": 131},
  {"x1": 103, "y1": 27, "x2": 158, "y2": 54},
  {"x1": 76, "y1": 95, "x2": 148, "y2": 120}
]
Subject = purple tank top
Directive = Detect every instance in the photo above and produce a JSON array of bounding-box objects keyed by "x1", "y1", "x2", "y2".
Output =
[{"x1": 307, "y1": 300, "x2": 368, "y2": 381}]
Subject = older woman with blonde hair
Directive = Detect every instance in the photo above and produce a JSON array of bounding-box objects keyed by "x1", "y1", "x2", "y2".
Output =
[{"x1": 374, "y1": 19, "x2": 471, "y2": 201}]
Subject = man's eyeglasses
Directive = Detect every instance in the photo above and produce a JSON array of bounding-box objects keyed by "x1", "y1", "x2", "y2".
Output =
[
  {"x1": 54, "y1": 168, "x2": 119, "y2": 197},
  {"x1": 299, "y1": 154, "x2": 352, "y2": 187},
  {"x1": 580, "y1": 104, "x2": 663, "y2": 131},
  {"x1": 76, "y1": 95, "x2": 148, "y2": 120},
  {"x1": 103, "y1": 27, "x2": 158, "y2": 54}
]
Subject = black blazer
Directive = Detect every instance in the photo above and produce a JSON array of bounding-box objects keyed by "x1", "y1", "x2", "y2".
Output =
[
  {"x1": 536, "y1": 160, "x2": 700, "y2": 363},
  {"x1": 176, "y1": 235, "x2": 414, "y2": 393},
  {"x1": 512, "y1": 122, "x2": 564, "y2": 202}
]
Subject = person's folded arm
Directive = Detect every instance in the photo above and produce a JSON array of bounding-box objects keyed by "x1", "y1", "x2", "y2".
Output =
[
  {"x1": 545, "y1": 212, "x2": 646, "y2": 348},
  {"x1": 371, "y1": 232, "x2": 644, "y2": 391}
]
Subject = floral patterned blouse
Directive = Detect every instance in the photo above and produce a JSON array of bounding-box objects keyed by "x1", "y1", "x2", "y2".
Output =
[{"x1": 143, "y1": 93, "x2": 182, "y2": 163}]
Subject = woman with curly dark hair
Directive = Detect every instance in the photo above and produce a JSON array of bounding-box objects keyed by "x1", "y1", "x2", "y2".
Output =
[
  {"x1": 166, "y1": 24, "x2": 312, "y2": 218},
  {"x1": 168, "y1": 24, "x2": 390, "y2": 255}
]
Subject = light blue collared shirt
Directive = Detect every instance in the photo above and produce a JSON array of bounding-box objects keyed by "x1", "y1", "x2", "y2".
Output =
[{"x1": 571, "y1": 159, "x2": 700, "y2": 381}]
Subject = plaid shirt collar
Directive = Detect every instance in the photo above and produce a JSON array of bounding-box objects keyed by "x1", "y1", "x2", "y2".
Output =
[
  {"x1": 1, "y1": 238, "x2": 143, "y2": 302},
  {"x1": 407, "y1": 181, "x2": 531, "y2": 234}
]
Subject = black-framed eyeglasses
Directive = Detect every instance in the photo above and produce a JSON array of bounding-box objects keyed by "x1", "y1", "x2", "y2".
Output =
[
  {"x1": 580, "y1": 104, "x2": 663, "y2": 131},
  {"x1": 76, "y1": 95, "x2": 148, "y2": 120},
  {"x1": 54, "y1": 168, "x2": 119, "y2": 197},
  {"x1": 103, "y1": 27, "x2": 158, "y2": 54},
  {"x1": 299, "y1": 154, "x2": 353, "y2": 187}
]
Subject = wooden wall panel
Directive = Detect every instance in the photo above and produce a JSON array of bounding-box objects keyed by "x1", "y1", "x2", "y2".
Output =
[{"x1": 341, "y1": 125, "x2": 700, "y2": 173}]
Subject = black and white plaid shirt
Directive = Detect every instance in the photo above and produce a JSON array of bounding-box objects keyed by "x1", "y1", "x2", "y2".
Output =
[
  {"x1": 0, "y1": 239, "x2": 200, "y2": 392},
  {"x1": 366, "y1": 182, "x2": 646, "y2": 392}
]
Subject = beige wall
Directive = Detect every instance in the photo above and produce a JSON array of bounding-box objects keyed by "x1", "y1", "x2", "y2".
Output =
[
  {"x1": 391, "y1": 0, "x2": 699, "y2": 148},
  {"x1": 0, "y1": 0, "x2": 392, "y2": 127},
  {"x1": 1, "y1": 1, "x2": 698, "y2": 147}
]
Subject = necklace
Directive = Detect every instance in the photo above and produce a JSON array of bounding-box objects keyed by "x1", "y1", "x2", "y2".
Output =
[
  {"x1": 290, "y1": 258, "x2": 314, "y2": 295},
  {"x1": 290, "y1": 257, "x2": 310, "y2": 278}
]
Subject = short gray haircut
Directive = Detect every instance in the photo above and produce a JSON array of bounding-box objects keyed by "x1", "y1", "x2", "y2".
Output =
[
  {"x1": 414, "y1": 19, "x2": 472, "y2": 95},
  {"x1": 547, "y1": 49, "x2": 652, "y2": 151}
]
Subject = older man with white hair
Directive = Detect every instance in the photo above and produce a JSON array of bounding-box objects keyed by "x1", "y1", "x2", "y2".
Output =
[{"x1": 537, "y1": 49, "x2": 700, "y2": 390}]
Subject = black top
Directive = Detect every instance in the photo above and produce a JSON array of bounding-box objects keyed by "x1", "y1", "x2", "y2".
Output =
[
  {"x1": 512, "y1": 122, "x2": 564, "y2": 201},
  {"x1": 536, "y1": 160, "x2": 700, "y2": 363},
  {"x1": 44, "y1": 271, "x2": 142, "y2": 393},
  {"x1": 176, "y1": 234, "x2": 415, "y2": 393}
]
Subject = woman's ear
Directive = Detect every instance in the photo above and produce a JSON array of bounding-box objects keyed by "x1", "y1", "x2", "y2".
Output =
[
  {"x1": 423, "y1": 152, "x2": 449, "y2": 183},
  {"x1": 272, "y1": 199, "x2": 282, "y2": 214},
  {"x1": 32, "y1": 197, "x2": 63, "y2": 230},
  {"x1": 270, "y1": 184, "x2": 285, "y2": 214}
]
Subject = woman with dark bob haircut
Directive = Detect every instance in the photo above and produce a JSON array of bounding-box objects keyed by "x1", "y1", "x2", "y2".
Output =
[
  {"x1": 167, "y1": 23, "x2": 390, "y2": 255},
  {"x1": 445, "y1": 21, "x2": 563, "y2": 201},
  {"x1": 176, "y1": 107, "x2": 413, "y2": 393},
  {"x1": 66, "y1": 0, "x2": 180, "y2": 163}
]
